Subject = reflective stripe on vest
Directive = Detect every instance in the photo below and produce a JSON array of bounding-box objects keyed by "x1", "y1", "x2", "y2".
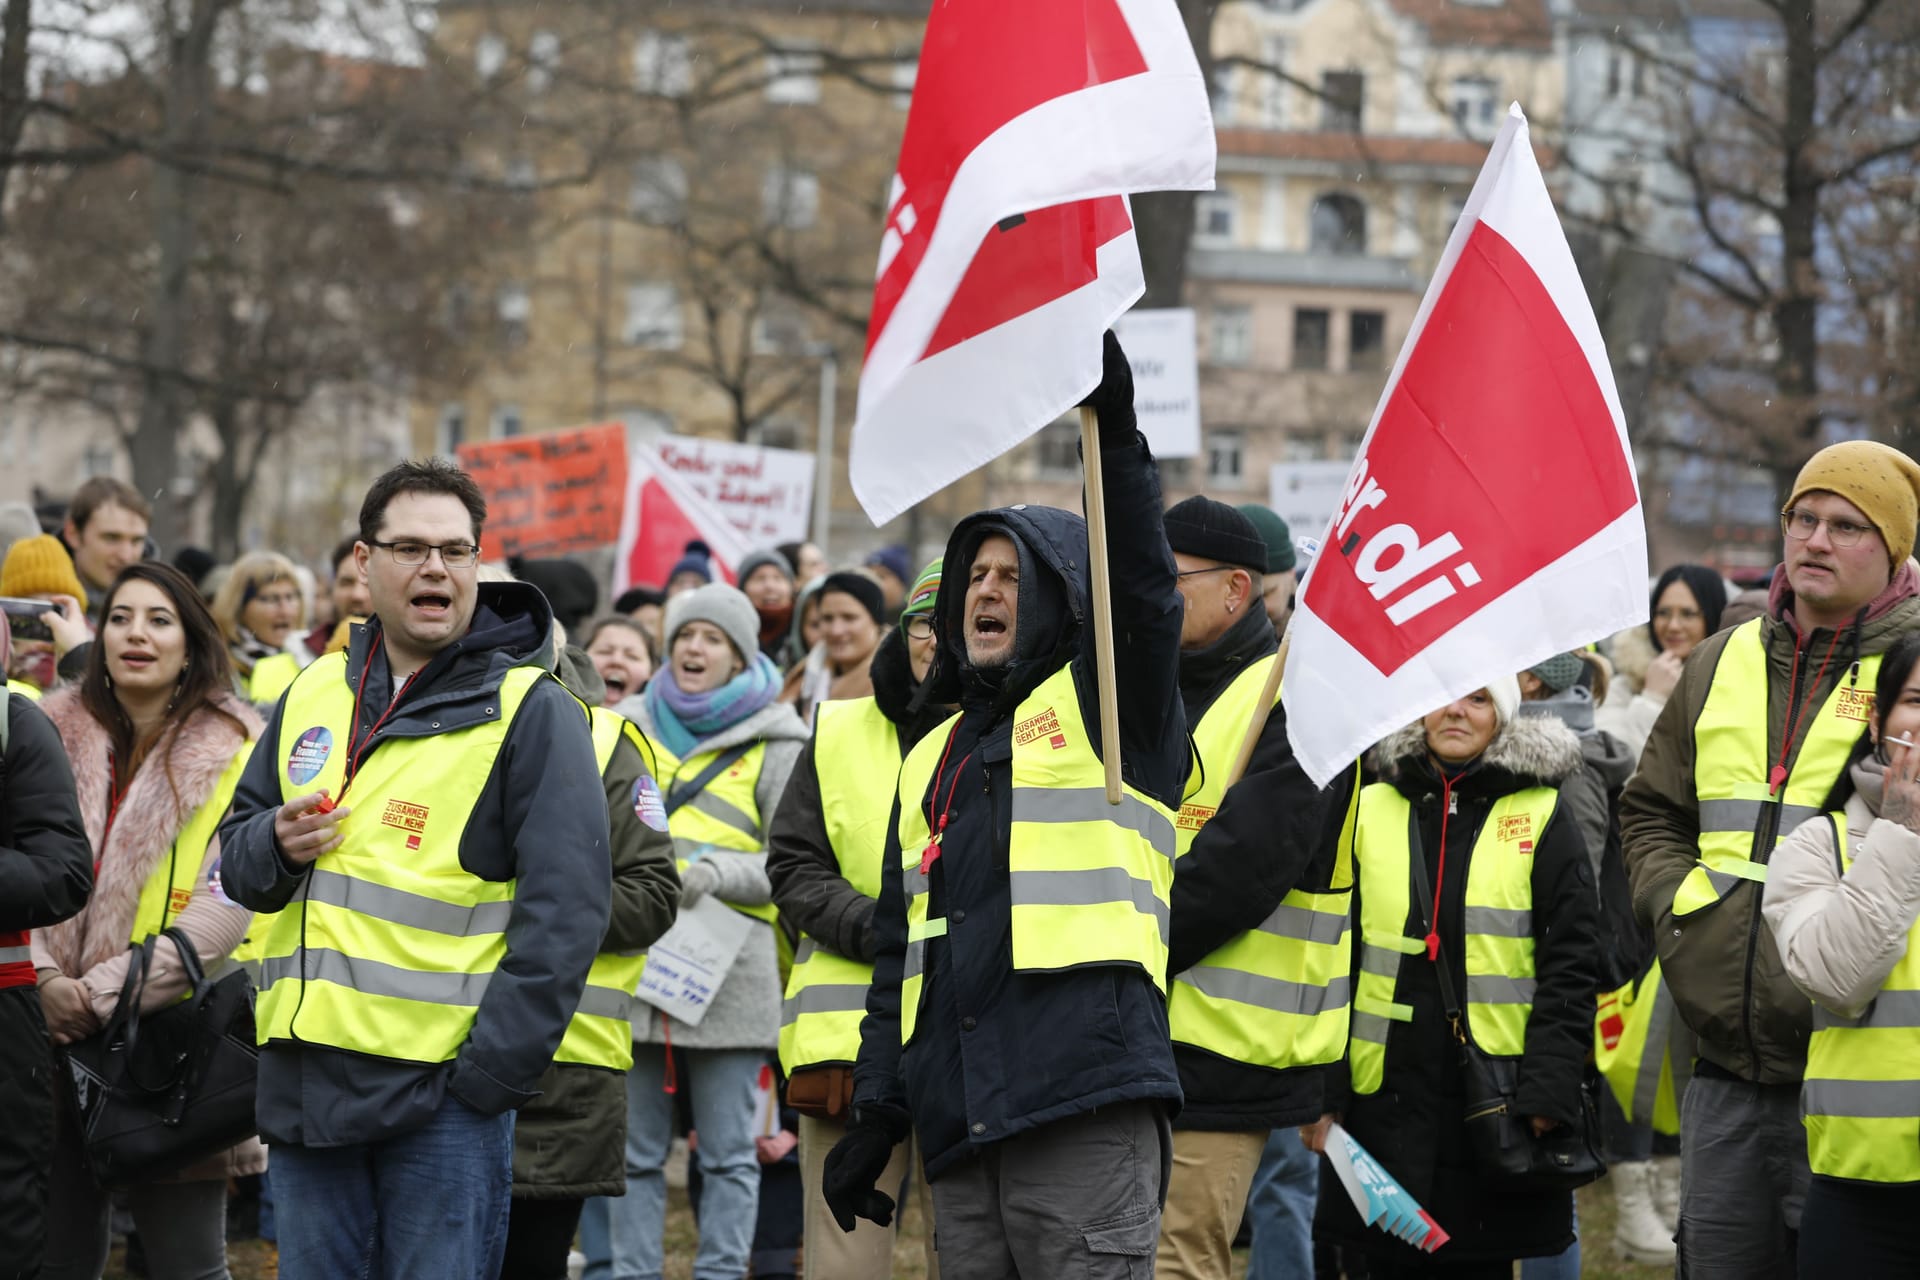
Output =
[
  {"x1": 1165, "y1": 655, "x2": 1357, "y2": 1071},
  {"x1": 654, "y1": 736, "x2": 779, "y2": 926},
  {"x1": 134, "y1": 745, "x2": 254, "y2": 947},
  {"x1": 1595, "y1": 960, "x2": 1681, "y2": 1135},
  {"x1": 1804, "y1": 813, "x2": 1920, "y2": 1183},
  {"x1": 256, "y1": 652, "x2": 543, "y2": 1065},
  {"x1": 1350, "y1": 782, "x2": 1553, "y2": 1095},
  {"x1": 1680, "y1": 620, "x2": 1877, "y2": 917},
  {"x1": 554, "y1": 707, "x2": 651, "y2": 1071},
  {"x1": 778, "y1": 698, "x2": 901, "y2": 1074},
  {"x1": 248, "y1": 652, "x2": 301, "y2": 705},
  {"x1": 894, "y1": 664, "x2": 1176, "y2": 1046}
]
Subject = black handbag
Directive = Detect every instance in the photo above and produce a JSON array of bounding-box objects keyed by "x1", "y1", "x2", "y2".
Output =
[
  {"x1": 1407, "y1": 809, "x2": 1606, "y2": 1190},
  {"x1": 60, "y1": 927, "x2": 259, "y2": 1188}
]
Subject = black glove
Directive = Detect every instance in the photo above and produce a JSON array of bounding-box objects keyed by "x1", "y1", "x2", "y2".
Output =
[
  {"x1": 821, "y1": 1103, "x2": 909, "y2": 1232},
  {"x1": 1076, "y1": 329, "x2": 1138, "y2": 446}
]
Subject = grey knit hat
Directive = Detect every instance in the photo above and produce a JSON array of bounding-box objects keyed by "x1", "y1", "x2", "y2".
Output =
[
  {"x1": 1527, "y1": 651, "x2": 1586, "y2": 694},
  {"x1": 737, "y1": 547, "x2": 794, "y2": 589},
  {"x1": 663, "y1": 582, "x2": 760, "y2": 666}
]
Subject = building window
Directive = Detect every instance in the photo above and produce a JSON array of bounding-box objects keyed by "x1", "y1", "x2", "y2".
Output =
[
  {"x1": 1320, "y1": 71, "x2": 1363, "y2": 132},
  {"x1": 765, "y1": 44, "x2": 822, "y2": 105},
  {"x1": 891, "y1": 58, "x2": 918, "y2": 109},
  {"x1": 1607, "y1": 49, "x2": 1647, "y2": 98},
  {"x1": 83, "y1": 443, "x2": 117, "y2": 477},
  {"x1": 496, "y1": 283, "x2": 530, "y2": 347},
  {"x1": 1293, "y1": 308, "x2": 1330, "y2": 370},
  {"x1": 528, "y1": 30, "x2": 560, "y2": 93},
  {"x1": 1349, "y1": 310, "x2": 1386, "y2": 372},
  {"x1": 1258, "y1": 36, "x2": 1290, "y2": 126},
  {"x1": 475, "y1": 33, "x2": 507, "y2": 81},
  {"x1": 1035, "y1": 420, "x2": 1080, "y2": 478},
  {"x1": 1309, "y1": 193, "x2": 1367, "y2": 255},
  {"x1": 762, "y1": 166, "x2": 819, "y2": 230},
  {"x1": 1210, "y1": 64, "x2": 1238, "y2": 127},
  {"x1": 1196, "y1": 190, "x2": 1239, "y2": 245},
  {"x1": 748, "y1": 421, "x2": 802, "y2": 451},
  {"x1": 1449, "y1": 77, "x2": 1497, "y2": 135},
  {"x1": 630, "y1": 156, "x2": 688, "y2": 224},
  {"x1": 1207, "y1": 429, "x2": 1246, "y2": 488},
  {"x1": 634, "y1": 31, "x2": 693, "y2": 97},
  {"x1": 505, "y1": 155, "x2": 537, "y2": 190},
  {"x1": 752, "y1": 295, "x2": 811, "y2": 354},
  {"x1": 625, "y1": 282, "x2": 682, "y2": 349},
  {"x1": 491, "y1": 404, "x2": 524, "y2": 439},
  {"x1": 1208, "y1": 305, "x2": 1253, "y2": 366}
]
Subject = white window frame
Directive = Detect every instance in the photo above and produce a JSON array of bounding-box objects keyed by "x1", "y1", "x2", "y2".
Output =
[
  {"x1": 765, "y1": 43, "x2": 822, "y2": 105},
  {"x1": 634, "y1": 31, "x2": 693, "y2": 98},
  {"x1": 528, "y1": 30, "x2": 560, "y2": 93},
  {"x1": 891, "y1": 58, "x2": 917, "y2": 110},
  {"x1": 496, "y1": 283, "x2": 530, "y2": 347},
  {"x1": 1448, "y1": 76, "x2": 1497, "y2": 136},
  {"x1": 1196, "y1": 189, "x2": 1239, "y2": 246},
  {"x1": 1207, "y1": 429, "x2": 1247, "y2": 488},
  {"x1": 629, "y1": 156, "x2": 688, "y2": 224},
  {"x1": 475, "y1": 33, "x2": 507, "y2": 81},
  {"x1": 762, "y1": 166, "x2": 819, "y2": 230},
  {"x1": 1208, "y1": 305, "x2": 1254, "y2": 367},
  {"x1": 490, "y1": 403, "x2": 524, "y2": 439},
  {"x1": 624, "y1": 281, "x2": 682, "y2": 349}
]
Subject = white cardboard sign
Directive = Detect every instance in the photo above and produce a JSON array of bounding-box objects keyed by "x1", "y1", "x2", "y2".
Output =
[
  {"x1": 1113, "y1": 307, "x2": 1201, "y2": 459},
  {"x1": 1268, "y1": 460, "x2": 1355, "y2": 551},
  {"x1": 651, "y1": 435, "x2": 816, "y2": 548},
  {"x1": 633, "y1": 894, "x2": 754, "y2": 1026}
]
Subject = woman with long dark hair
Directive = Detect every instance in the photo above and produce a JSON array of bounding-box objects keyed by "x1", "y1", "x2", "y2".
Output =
[{"x1": 34, "y1": 562, "x2": 263, "y2": 1280}]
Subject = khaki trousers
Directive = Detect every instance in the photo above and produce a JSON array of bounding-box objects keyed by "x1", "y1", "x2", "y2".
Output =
[
  {"x1": 1155, "y1": 1127, "x2": 1268, "y2": 1280},
  {"x1": 798, "y1": 1112, "x2": 940, "y2": 1280}
]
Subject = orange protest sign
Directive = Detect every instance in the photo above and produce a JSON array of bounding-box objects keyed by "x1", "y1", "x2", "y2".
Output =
[{"x1": 456, "y1": 423, "x2": 629, "y2": 560}]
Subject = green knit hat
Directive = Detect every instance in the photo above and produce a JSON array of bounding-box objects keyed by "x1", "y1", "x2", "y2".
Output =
[
  {"x1": 900, "y1": 558, "x2": 942, "y2": 622},
  {"x1": 1236, "y1": 504, "x2": 1296, "y2": 575}
]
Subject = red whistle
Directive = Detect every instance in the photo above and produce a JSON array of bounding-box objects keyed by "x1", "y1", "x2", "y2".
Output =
[{"x1": 312, "y1": 789, "x2": 337, "y2": 815}]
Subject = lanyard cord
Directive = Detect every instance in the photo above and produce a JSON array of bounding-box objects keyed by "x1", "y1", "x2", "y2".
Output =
[
  {"x1": 920, "y1": 716, "x2": 975, "y2": 873},
  {"x1": 1770, "y1": 628, "x2": 1843, "y2": 796},
  {"x1": 343, "y1": 660, "x2": 419, "y2": 795},
  {"x1": 1424, "y1": 773, "x2": 1456, "y2": 963}
]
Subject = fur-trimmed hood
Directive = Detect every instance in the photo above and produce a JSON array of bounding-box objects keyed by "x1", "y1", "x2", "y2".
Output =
[
  {"x1": 1606, "y1": 624, "x2": 1657, "y2": 696},
  {"x1": 37, "y1": 688, "x2": 260, "y2": 976},
  {"x1": 1368, "y1": 712, "x2": 1584, "y2": 793}
]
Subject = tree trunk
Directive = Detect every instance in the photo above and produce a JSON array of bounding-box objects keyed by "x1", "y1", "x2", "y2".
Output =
[
  {"x1": 0, "y1": 0, "x2": 29, "y2": 235},
  {"x1": 1770, "y1": 0, "x2": 1821, "y2": 522},
  {"x1": 127, "y1": 0, "x2": 225, "y2": 553}
]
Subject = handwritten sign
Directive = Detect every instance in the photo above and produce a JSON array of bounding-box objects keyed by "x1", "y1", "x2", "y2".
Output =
[
  {"x1": 634, "y1": 893, "x2": 754, "y2": 1026},
  {"x1": 456, "y1": 423, "x2": 629, "y2": 560},
  {"x1": 651, "y1": 435, "x2": 814, "y2": 547},
  {"x1": 1113, "y1": 307, "x2": 1200, "y2": 458}
]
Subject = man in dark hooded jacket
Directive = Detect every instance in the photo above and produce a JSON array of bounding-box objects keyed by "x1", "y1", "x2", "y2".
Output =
[{"x1": 822, "y1": 333, "x2": 1188, "y2": 1278}]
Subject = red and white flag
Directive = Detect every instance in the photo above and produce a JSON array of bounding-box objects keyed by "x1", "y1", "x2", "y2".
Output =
[
  {"x1": 1282, "y1": 106, "x2": 1647, "y2": 787},
  {"x1": 613, "y1": 446, "x2": 746, "y2": 594},
  {"x1": 849, "y1": 0, "x2": 1215, "y2": 524}
]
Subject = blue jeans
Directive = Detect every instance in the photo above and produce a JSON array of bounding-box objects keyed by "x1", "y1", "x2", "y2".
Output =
[
  {"x1": 1246, "y1": 1127, "x2": 1318, "y2": 1280},
  {"x1": 272, "y1": 1095, "x2": 516, "y2": 1280},
  {"x1": 1519, "y1": 1199, "x2": 1580, "y2": 1280},
  {"x1": 589, "y1": 1045, "x2": 765, "y2": 1280}
]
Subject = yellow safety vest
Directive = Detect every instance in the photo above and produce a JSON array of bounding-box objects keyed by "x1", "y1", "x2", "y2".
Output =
[
  {"x1": 6, "y1": 678, "x2": 40, "y2": 702},
  {"x1": 1679, "y1": 620, "x2": 1877, "y2": 917},
  {"x1": 654, "y1": 735, "x2": 779, "y2": 927},
  {"x1": 1803, "y1": 813, "x2": 1920, "y2": 1183},
  {"x1": 778, "y1": 697, "x2": 902, "y2": 1073},
  {"x1": 553, "y1": 708, "x2": 655, "y2": 1071},
  {"x1": 255, "y1": 652, "x2": 545, "y2": 1065},
  {"x1": 248, "y1": 652, "x2": 301, "y2": 705},
  {"x1": 131, "y1": 746, "x2": 255, "y2": 946},
  {"x1": 1595, "y1": 961, "x2": 1681, "y2": 1136},
  {"x1": 1350, "y1": 782, "x2": 1554, "y2": 1095},
  {"x1": 1165, "y1": 656, "x2": 1357, "y2": 1071},
  {"x1": 895, "y1": 664, "x2": 1177, "y2": 1046}
]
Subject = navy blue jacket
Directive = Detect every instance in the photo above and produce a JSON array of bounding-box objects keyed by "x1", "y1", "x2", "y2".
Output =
[
  {"x1": 851, "y1": 425, "x2": 1187, "y2": 1179},
  {"x1": 218, "y1": 583, "x2": 612, "y2": 1147}
]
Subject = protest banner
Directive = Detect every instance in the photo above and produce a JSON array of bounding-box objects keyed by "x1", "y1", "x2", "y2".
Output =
[
  {"x1": 613, "y1": 445, "x2": 752, "y2": 594},
  {"x1": 1269, "y1": 460, "x2": 1353, "y2": 549},
  {"x1": 1112, "y1": 307, "x2": 1201, "y2": 459},
  {"x1": 1274, "y1": 105, "x2": 1647, "y2": 787},
  {"x1": 650, "y1": 435, "x2": 815, "y2": 548},
  {"x1": 455, "y1": 423, "x2": 628, "y2": 560}
]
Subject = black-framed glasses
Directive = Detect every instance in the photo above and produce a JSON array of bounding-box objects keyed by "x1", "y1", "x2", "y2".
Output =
[
  {"x1": 902, "y1": 615, "x2": 936, "y2": 639},
  {"x1": 369, "y1": 539, "x2": 481, "y2": 568},
  {"x1": 1781, "y1": 508, "x2": 1873, "y2": 548}
]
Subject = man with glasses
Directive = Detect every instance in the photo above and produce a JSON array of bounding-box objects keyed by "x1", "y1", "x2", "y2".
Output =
[
  {"x1": 219, "y1": 458, "x2": 613, "y2": 1280},
  {"x1": 1621, "y1": 439, "x2": 1920, "y2": 1279}
]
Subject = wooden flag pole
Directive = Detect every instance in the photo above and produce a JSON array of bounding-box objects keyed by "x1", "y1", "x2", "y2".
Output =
[
  {"x1": 1080, "y1": 405, "x2": 1125, "y2": 806},
  {"x1": 1225, "y1": 626, "x2": 1291, "y2": 789}
]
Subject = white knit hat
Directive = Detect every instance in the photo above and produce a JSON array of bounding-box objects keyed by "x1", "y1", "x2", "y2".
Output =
[{"x1": 1485, "y1": 674, "x2": 1521, "y2": 729}]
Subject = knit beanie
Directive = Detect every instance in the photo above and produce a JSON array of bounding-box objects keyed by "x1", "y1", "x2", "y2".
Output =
[
  {"x1": 819, "y1": 571, "x2": 886, "y2": 627},
  {"x1": 662, "y1": 582, "x2": 759, "y2": 666},
  {"x1": 901, "y1": 558, "x2": 942, "y2": 621},
  {"x1": 865, "y1": 544, "x2": 913, "y2": 586},
  {"x1": 667, "y1": 540, "x2": 714, "y2": 587},
  {"x1": 738, "y1": 548, "x2": 794, "y2": 589},
  {"x1": 1164, "y1": 496, "x2": 1267, "y2": 574},
  {"x1": 1527, "y1": 652, "x2": 1586, "y2": 694},
  {"x1": 510, "y1": 557, "x2": 600, "y2": 634},
  {"x1": 1485, "y1": 674, "x2": 1521, "y2": 729},
  {"x1": 1236, "y1": 503, "x2": 1296, "y2": 574},
  {"x1": 1, "y1": 534, "x2": 87, "y2": 609},
  {"x1": 1786, "y1": 440, "x2": 1920, "y2": 571}
]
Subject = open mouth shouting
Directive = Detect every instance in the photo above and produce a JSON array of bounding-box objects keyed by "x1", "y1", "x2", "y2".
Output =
[{"x1": 410, "y1": 589, "x2": 454, "y2": 623}]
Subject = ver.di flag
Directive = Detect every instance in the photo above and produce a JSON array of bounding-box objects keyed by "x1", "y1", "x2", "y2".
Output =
[
  {"x1": 849, "y1": 0, "x2": 1215, "y2": 524},
  {"x1": 1282, "y1": 106, "x2": 1647, "y2": 787},
  {"x1": 612, "y1": 444, "x2": 748, "y2": 594}
]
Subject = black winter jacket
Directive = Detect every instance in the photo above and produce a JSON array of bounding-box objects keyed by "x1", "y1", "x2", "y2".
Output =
[
  {"x1": 219, "y1": 583, "x2": 613, "y2": 1146},
  {"x1": 1168, "y1": 607, "x2": 1357, "y2": 1130},
  {"x1": 1316, "y1": 715, "x2": 1598, "y2": 1265},
  {"x1": 1, "y1": 692, "x2": 94, "y2": 935},
  {"x1": 851, "y1": 424, "x2": 1188, "y2": 1180}
]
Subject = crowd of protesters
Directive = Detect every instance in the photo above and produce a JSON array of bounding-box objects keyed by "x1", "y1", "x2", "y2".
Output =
[{"x1": 6, "y1": 406, "x2": 1920, "y2": 1280}]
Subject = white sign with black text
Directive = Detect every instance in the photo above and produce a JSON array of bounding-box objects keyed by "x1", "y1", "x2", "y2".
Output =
[{"x1": 1113, "y1": 307, "x2": 1201, "y2": 459}]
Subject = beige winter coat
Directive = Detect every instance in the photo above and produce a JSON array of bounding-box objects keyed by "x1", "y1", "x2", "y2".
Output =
[
  {"x1": 1595, "y1": 624, "x2": 1666, "y2": 761},
  {"x1": 1763, "y1": 757, "x2": 1920, "y2": 1018}
]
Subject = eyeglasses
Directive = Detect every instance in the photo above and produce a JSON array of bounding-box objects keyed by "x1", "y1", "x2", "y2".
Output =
[
  {"x1": 1781, "y1": 508, "x2": 1874, "y2": 548},
  {"x1": 369, "y1": 539, "x2": 480, "y2": 568},
  {"x1": 902, "y1": 615, "x2": 936, "y2": 640}
]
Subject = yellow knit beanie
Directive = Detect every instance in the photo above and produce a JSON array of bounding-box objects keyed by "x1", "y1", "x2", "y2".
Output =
[
  {"x1": 0, "y1": 534, "x2": 88, "y2": 609},
  {"x1": 1786, "y1": 440, "x2": 1920, "y2": 571}
]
